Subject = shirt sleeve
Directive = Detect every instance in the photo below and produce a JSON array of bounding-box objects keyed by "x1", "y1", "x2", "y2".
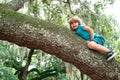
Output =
[{"x1": 79, "y1": 24, "x2": 84, "y2": 30}]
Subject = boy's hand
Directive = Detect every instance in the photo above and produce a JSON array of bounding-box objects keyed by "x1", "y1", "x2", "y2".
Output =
[{"x1": 90, "y1": 39, "x2": 94, "y2": 41}]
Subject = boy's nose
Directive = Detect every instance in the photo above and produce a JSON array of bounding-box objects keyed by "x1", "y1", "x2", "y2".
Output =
[
  {"x1": 73, "y1": 26, "x2": 76, "y2": 28},
  {"x1": 73, "y1": 23, "x2": 75, "y2": 26}
]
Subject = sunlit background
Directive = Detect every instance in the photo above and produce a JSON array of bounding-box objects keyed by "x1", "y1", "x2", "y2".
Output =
[{"x1": 104, "y1": 0, "x2": 120, "y2": 25}]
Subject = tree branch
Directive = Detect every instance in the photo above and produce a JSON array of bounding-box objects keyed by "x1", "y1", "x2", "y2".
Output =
[
  {"x1": 21, "y1": 49, "x2": 34, "y2": 80},
  {"x1": 0, "y1": 7, "x2": 120, "y2": 80},
  {"x1": 66, "y1": 0, "x2": 76, "y2": 15}
]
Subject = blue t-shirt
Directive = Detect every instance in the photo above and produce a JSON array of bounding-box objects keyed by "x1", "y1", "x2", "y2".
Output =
[{"x1": 75, "y1": 24, "x2": 105, "y2": 45}]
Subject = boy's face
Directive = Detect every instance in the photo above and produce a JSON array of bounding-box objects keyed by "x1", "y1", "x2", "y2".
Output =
[{"x1": 70, "y1": 21, "x2": 79, "y2": 31}]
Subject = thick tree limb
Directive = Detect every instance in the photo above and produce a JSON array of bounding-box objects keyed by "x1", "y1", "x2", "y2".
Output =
[{"x1": 0, "y1": 7, "x2": 120, "y2": 80}]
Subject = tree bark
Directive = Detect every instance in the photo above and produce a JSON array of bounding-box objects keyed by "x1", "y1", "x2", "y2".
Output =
[{"x1": 0, "y1": 7, "x2": 120, "y2": 80}]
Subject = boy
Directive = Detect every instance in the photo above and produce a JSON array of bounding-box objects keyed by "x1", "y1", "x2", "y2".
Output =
[{"x1": 69, "y1": 16, "x2": 117, "y2": 61}]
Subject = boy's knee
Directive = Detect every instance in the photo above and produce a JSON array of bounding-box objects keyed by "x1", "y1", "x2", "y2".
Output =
[{"x1": 87, "y1": 42, "x2": 94, "y2": 49}]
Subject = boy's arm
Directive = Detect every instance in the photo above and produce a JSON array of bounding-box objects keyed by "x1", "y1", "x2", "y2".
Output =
[{"x1": 84, "y1": 26, "x2": 94, "y2": 41}]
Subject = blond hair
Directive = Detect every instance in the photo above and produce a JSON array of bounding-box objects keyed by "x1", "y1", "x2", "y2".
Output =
[{"x1": 68, "y1": 16, "x2": 83, "y2": 31}]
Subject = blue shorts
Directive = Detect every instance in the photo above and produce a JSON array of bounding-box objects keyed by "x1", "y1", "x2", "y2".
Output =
[{"x1": 93, "y1": 35, "x2": 105, "y2": 45}]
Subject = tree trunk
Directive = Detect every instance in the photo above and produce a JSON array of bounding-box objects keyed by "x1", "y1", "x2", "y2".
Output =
[
  {"x1": 19, "y1": 49, "x2": 34, "y2": 80},
  {"x1": 0, "y1": 7, "x2": 120, "y2": 80}
]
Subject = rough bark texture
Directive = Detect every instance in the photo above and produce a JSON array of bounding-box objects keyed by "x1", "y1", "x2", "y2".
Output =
[{"x1": 0, "y1": 7, "x2": 120, "y2": 80}]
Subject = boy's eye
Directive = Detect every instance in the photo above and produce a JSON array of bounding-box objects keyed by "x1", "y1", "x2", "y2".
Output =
[{"x1": 70, "y1": 22, "x2": 74, "y2": 24}]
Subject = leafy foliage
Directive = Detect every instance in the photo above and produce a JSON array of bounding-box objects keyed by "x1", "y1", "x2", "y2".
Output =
[{"x1": 0, "y1": 64, "x2": 18, "y2": 80}]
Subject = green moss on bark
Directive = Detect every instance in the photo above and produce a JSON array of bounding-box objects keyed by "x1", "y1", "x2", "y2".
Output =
[{"x1": 0, "y1": 6, "x2": 82, "y2": 43}]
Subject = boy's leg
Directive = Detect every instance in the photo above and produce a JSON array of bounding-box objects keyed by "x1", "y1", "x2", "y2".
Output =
[
  {"x1": 87, "y1": 41, "x2": 110, "y2": 53},
  {"x1": 87, "y1": 41, "x2": 117, "y2": 61}
]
